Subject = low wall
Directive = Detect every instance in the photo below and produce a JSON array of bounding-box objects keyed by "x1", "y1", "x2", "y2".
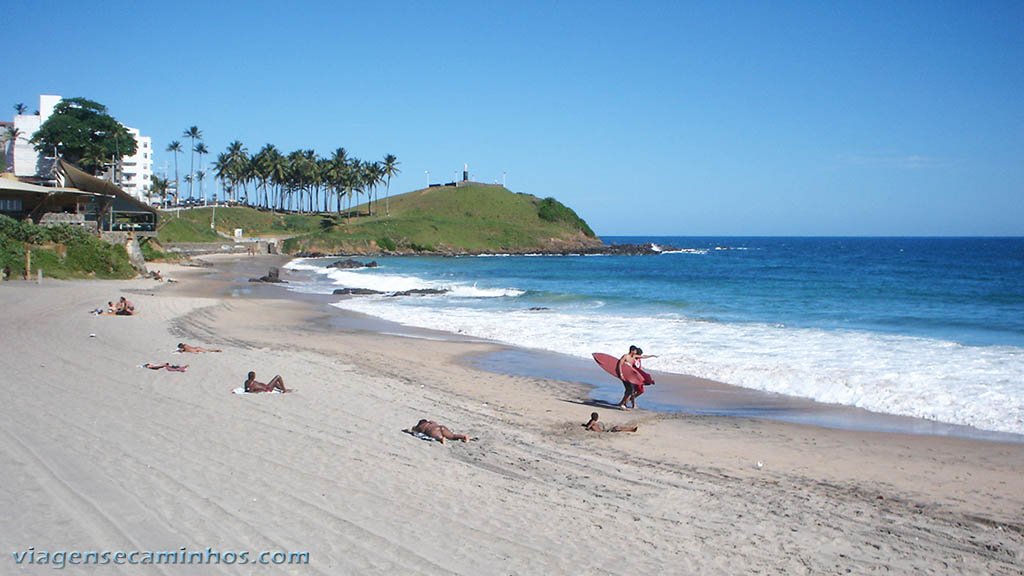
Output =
[{"x1": 163, "y1": 240, "x2": 279, "y2": 256}]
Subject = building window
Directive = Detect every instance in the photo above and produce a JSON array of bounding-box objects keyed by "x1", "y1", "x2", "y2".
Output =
[{"x1": 0, "y1": 198, "x2": 24, "y2": 212}]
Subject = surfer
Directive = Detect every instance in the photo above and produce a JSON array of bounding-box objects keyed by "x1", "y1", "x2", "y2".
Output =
[
  {"x1": 584, "y1": 412, "x2": 638, "y2": 432},
  {"x1": 409, "y1": 419, "x2": 471, "y2": 444},
  {"x1": 627, "y1": 347, "x2": 657, "y2": 409},
  {"x1": 244, "y1": 371, "x2": 289, "y2": 393},
  {"x1": 617, "y1": 346, "x2": 641, "y2": 409}
]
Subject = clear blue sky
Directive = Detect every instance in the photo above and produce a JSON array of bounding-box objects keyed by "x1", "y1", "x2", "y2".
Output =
[{"x1": 5, "y1": 0, "x2": 1022, "y2": 235}]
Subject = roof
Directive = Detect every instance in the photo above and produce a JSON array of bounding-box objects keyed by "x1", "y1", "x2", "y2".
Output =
[
  {"x1": 55, "y1": 159, "x2": 156, "y2": 215},
  {"x1": 0, "y1": 178, "x2": 54, "y2": 194}
]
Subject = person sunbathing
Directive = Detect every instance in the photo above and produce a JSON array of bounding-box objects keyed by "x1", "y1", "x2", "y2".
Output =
[
  {"x1": 407, "y1": 419, "x2": 471, "y2": 444},
  {"x1": 114, "y1": 296, "x2": 135, "y2": 316},
  {"x1": 244, "y1": 371, "x2": 289, "y2": 393},
  {"x1": 144, "y1": 363, "x2": 188, "y2": 372},
  {"x1": 177, "y1": 342, "x2": 222, "y2": 353},
  {"x1": 583, "y1": 412, "x2": 637, "y2": 433}
]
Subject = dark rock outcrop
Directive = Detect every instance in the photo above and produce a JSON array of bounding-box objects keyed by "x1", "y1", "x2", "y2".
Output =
[
  {"x1": 328, "y1": 258, "x2": 378, "y2": 269},
  {"x1": 333, "y1": 288, "x2": 381, "y2": 295},
  {"x1": 249, "y1": 267, "x2": 287, "y2": 283},
  {"x1": 387, "y1": 288, "x2": 449, "y2": 297}
]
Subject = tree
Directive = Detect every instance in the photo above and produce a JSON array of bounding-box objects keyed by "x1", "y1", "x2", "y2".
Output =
[
  {"x1": 14, "y1": 103, "x2": 28, "y2": 115},
  {"x1": 329, "y1": 148, "x2": 349, "y2": 214},
  {"x1": 150, "y1": 175, "x2": 170, "y2": 207},
  {"x1": 382, "y1": 154, "x2": 400, "y2": 216},
  {"x1": 225, "y1": 141, "x2": 250, "y2": 204},
  {"x1": 166, "y1": 141, "x2": 182, "y2": 203},
  {"x1": 182, "y1": 126, "x2": 202, "y2": 200},
  {"x1": 2, "y1": 126, "x2": 21, "y2": 172},
  {"x1": 196, "y1": 169, "x2": 207, "y2": 203},
  {"x1": 30, "y1": 97, "x2": 138, "y2": 175},
  {"x1": 194, "y1": 142, "x2": 209, "y2": 201}
]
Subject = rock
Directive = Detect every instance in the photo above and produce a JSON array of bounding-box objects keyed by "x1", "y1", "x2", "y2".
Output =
[
  {"x1": 249, "y1": 267, "x2": 287, "y2": 283},
  {"x1": 387, "y1": 288, "x2": 449, "y2": 297},
  {"x1": 332, "y1": 288, "x2": 381, "y2": 295},
  {"x1": 327, "y1": 258, "x2": 378, "y2": 269}
]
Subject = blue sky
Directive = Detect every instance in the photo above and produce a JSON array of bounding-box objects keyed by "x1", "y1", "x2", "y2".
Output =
[{"x1": 5, "y1": 0, "x2": 1022, "y2": 235}]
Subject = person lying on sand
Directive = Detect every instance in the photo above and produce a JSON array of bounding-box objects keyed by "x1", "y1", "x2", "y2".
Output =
[
  {"x1": 244, "y1": 371, "x2": 289, "y2": 393},
  {"x1": 584, "y1": 412, "x2": 637, "y2": 433},
  {"x1": 406, "y1": 419, "x2": 471, "y2": 444},
  {"x1": 114, "y1": 296, "x2": 135, "y2": 316},
  {"x1": 177, "y1": 342, "x2": 222, "y2": 353},
  {"x1": 144, "y1": 363, "x2": 189, "y2": 372}
]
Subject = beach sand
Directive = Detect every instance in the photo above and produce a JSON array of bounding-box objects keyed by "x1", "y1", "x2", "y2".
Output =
[{"x1": 2, "y1": 255, "x2": 1022, "y2": 575}]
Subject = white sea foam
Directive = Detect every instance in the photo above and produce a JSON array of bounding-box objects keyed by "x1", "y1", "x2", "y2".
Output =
[
  {"x1": 659, "y1": 248, "x2": 709, "y2": 255},
  {"x1": 285, "y1": 259, "x2": 523, "y2": 297},
  {"x1": 329, "y1": 297, "x2": 1024, "y2": 435}
]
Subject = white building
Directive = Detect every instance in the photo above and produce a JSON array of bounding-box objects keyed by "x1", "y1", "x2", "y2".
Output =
[
  {"x1": 10, "y1": 94, "x2": 61, "y2": 179},
  {"x1": 8, "y1": 95, "x2": 153, "y2": 201},
  {"x1": 120, "y1": 127, "x2": 153, "y2": 201}
]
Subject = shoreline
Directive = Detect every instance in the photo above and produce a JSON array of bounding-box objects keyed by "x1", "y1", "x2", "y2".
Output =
[{"x1": 3, "y1": 254, "x2": 1023, "y2": 574}]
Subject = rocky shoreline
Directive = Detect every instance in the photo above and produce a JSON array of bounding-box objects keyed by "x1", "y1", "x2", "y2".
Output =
[{"x1": 294, "y1": 242, "x2": 670, "y2": 259}]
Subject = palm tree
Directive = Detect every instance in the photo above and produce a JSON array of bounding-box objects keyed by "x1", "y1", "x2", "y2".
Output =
[
  {"x1": 194, "y1": 142, "x2": 210, "y2": 201},
  {"x1": 196, "y1": 170, "x2": 207, "y2": 203},
  {"x1": 3, "y1": 126, "x2": 21, "y2": 172},
  {"x1": 317, "y1": 157, "x2": 332, "y2": 212},
  {"x1": 364, "y1": 161, "x2": 384, "y2": 216},
  {"x1": 329, "y1": 148, "x2": 349, "y2": 214},
  {"x1": 165, "y1": 141, "x2": 182, "y2": 202},
  {"x1": 150, "y1": 175, "x2": 169, "y2": 207},
  {"x1": 13, "y1": 103, "x2": 28, "y2": 115},
  {"x1": 183, "y1": 173, "x2": 194, "y2": 204},
  {"x1": 382, "y1": 154, "x2": 400, "y2": 216},
  {"x1": 182, "y1": 126, "x2": 202, "y2": 200},
  {"x1": 254, "y1": 144, "x2": 282, "y2": 210}
]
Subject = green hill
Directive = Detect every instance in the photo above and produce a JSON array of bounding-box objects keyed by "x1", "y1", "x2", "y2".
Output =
[{"x1": 160, "y1": 184, "x2": 602, "y2": 255}]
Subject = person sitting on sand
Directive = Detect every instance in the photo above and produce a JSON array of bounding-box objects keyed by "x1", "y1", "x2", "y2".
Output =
[
  {"x1": 407, "y1": 419, "x2": 471, "y2": 444},
  {"x1": 244, "y1": 371, "x2": 289, "y2": 393},
  {"x1": 583, "y1": 412, "x2": 637, "y2": 433},
  {"x1": 177, "y1": 342, "x2": 222, "y2": 353},
  {"x1": 114, "y1": 296, "x2": 135, "y2": 316},
  {"x1": 144, "y1": 363, "x2": 189, "y2": 372}
]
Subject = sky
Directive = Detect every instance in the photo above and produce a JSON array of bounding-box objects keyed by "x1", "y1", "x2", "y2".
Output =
[{"x1": 5, "y1": 0, "x2": 1023, "y2": 236}]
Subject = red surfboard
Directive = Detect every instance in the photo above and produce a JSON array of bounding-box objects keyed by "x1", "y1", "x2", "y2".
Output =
[{"x1": 592, "y1": 352, "x2": 646, "y2": 386}]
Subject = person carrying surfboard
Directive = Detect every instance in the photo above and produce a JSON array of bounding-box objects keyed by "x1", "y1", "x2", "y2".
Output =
[
  {"x1": 617, "y1": 346, "x2": 641, "y2": 409},
  {"x1": 630, "y1": 347, "x2": 658, "y2": 408}
]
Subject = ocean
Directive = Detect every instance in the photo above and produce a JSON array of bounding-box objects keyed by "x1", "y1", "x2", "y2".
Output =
[{"x1": 283, "y1": 237, "x2": 1024, "y2": 437}]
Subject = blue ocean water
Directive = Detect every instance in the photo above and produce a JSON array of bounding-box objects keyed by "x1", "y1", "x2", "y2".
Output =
[{"x1": 284, "y1": 237, "x2": 1024, "y2": 435}]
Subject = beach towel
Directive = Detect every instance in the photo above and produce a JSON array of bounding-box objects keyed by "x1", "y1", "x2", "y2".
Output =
[
  {"x1": 402, "y1": 429, "x2": 439, "y2": 442},
  {"x1": 232, "y1": 387, "x2": 281, "y2": 395},
  {"x1": 140, "y1": 363, "x2": 188, "y2": 372}
]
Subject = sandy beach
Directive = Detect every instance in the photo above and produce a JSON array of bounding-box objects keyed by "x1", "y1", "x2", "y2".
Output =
[{"x1": 2, "y1": 255, "x2": 1022, "y2": 575}]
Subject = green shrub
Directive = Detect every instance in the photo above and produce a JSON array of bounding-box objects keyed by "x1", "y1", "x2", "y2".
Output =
[
  {"x1": 377, "y1": 236, "x2": 397, "y2": 251},
  {"x1": 408, "y1": 242, "x2": 435, "y2": 252},
  {"x1": 0, "y1": 214, "x2": 134, "y2": 279},
  {"x1": 537, "y1": 197, "x2": 596, "y2": 237}
]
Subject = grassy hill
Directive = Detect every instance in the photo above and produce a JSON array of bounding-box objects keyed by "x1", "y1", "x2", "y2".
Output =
[{"x1": 159, "y1": 184, "x2": 601, "y2": 255}]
